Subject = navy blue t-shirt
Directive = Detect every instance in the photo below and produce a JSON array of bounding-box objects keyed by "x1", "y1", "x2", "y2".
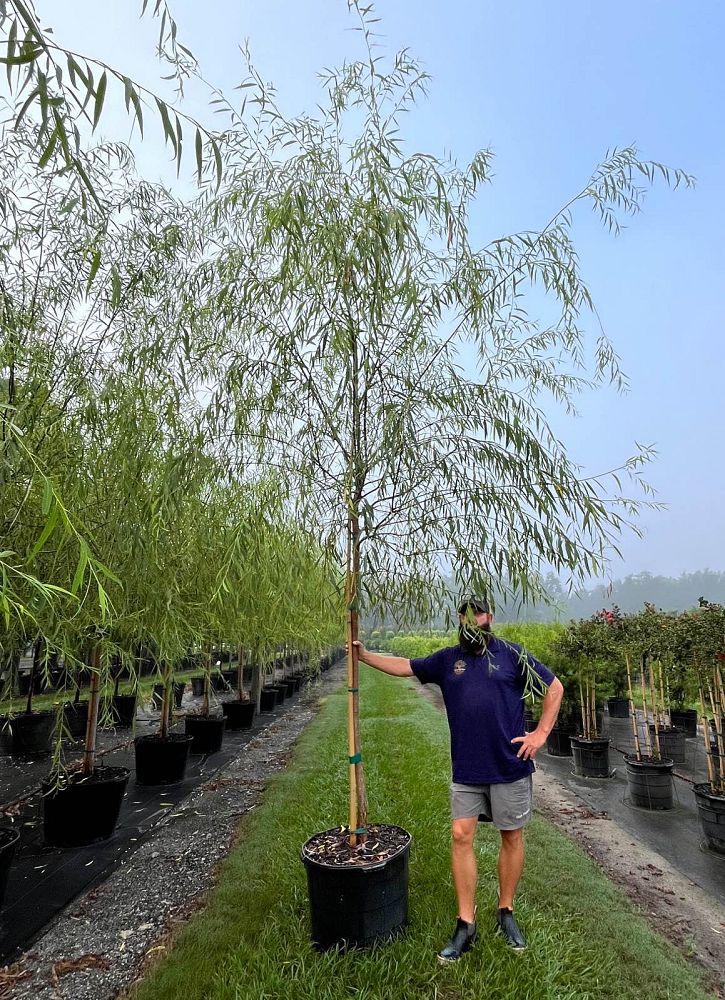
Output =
[{"x1": 411, "y1": 637, "x2": 556, "y2": 785}]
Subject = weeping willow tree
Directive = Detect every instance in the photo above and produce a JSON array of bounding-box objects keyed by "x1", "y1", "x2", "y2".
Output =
[{"x1": 174, "y1": 3, "x2": 693, "y2": 844}]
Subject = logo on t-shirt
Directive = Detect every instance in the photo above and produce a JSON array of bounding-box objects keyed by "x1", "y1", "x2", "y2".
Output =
[{"x1": 453, "y1": 659, "x2": 466, "y2": 675}]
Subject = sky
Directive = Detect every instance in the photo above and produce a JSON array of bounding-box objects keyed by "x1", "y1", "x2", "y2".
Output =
[{"x1": 36, "y1": 0, "x2": 725, "y2": 581}]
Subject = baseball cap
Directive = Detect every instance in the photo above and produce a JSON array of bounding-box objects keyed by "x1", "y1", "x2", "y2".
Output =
[{"x1": 457, "y1": 596, "x2": 491, "y2": 615}]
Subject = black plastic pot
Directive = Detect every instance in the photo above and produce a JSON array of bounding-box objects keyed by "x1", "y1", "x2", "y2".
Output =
[
  {"x1": 546, "y1": 726, "x2": 574, "y2": 757},
  {"x1": 191, "y1": 676, "x2": 206, "y2": 697},
  {"x1": 42, "y1": 766, "x2": 130, "y2": 847},
  {"x1": 223, "y1": 669, "x2": 238, "y2": 688},
  {"x1": 111, "y1": 693, "x2": 137, "y2": 728},
  {"x1": 152, "y1": 682, "x2": 186, "y2": 710},
  {"x1": 607, "y1": 698, "x2": 630, "y2": 719},
  {"x1": 671, "y1": 709, "x2": 698, "y2": 738},
  {"x1": 260, "y1": 688, "x2": 277, "y2": 713},
  {"x1": 650, "y1": 725, "x2": 686, "y2": 763},
  {"x1": 211, "y1": 674, "x2": 229, "y2": 693},
  {"x1": 2, "y1": 711, "x2": 55, "y2": 756},
  {"x1": 301, "y1": 826, "x2": 411, "y2": 950},
  {"x1": 693, "y1": 782, "x2": 725, "y2": 855},
  {"x1": 135, "y1": 734, "x2": 193, "y2": 785},
  {"x1": 274, "y1": 685, "x2": 286, "y2": 704},
  {"x1": 624, "y1": 755, "x2": 674, "y2": 810},
  {"x1": 63, "y1": 701, "x2": 89, "y2": 740},
  {"x1": 185, "y1": 714, "x2": 225, "y2": 754},
  {"x1": 282, "y1": 680, "x2": 296, "y2": 698},
  {"x1": 0, "y1": 827, "x2": 19, "y2": 910},
  {"x1": 222, "y1": 700, "x2": 255, "y2": 730},
  {"x1": 570, "y1": 735, "x2": 611, "y2": 777}
]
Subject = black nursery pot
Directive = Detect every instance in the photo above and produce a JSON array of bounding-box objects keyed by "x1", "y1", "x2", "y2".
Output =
[
  {"x1": 111, "y1": 693, "x2": 137, "y2": 728},
  {"x1": 546, "y1": 725, "x2": 574, "y2": 757},
  {"x1": 693, "y1": 782, "x2": 725, "y2": 855},
  {"x1": 223, "y1": 669, "x2": 238, "y2": 688},
  {"x1": 152, "y1": 682, "x2": 186, "y2": 710},
  {"x1": 135, "y1": 733, "x2": 193, "y2": 785},
  {"x1": 607, "y1": 698, "x2": 630, "y2": 719},
  {"x1": 260, "y1": 688, "x2": 278, "y2": 713},
  {"x1": 671, "y1": 709, "x2": 698, "y2": 738},
  {"x1": 0, "y1": 827, "x2": 20, "y2": 910},
  {"x1": 222, "y1": 700, "x2": 255, "y2": 730},
  {"x1": 42, "y1": 766, "x2": 130, "y2": 847},
  {"x1": 2, "y1": 711, "x2": 55, "y2": 756},
  {"x1": 191, "y1": 675, "x2": 206, "y2": 697},
  {"x1": 570, "y1": 735, "x2": 611, "y2": 777},
  {"x1": 650, "y1": 725, "x2": 687, "y2": 763},
  {"x1": 185, "y1": 714, "x2": 225, "y2": 754},
  {"x1": 62, "y1": 701, "x2": 89, "y2": 740},
  {"x1": 624, "y1": 755, "x2": 674, "y2": 810},
  {"x1": 301, "y1": 826, "x2": 411, "y2": 950}
]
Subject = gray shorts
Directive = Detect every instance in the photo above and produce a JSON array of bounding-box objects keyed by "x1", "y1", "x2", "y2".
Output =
[{"x1": 450, "y1": 774, "x2": 533, "y2": 830}]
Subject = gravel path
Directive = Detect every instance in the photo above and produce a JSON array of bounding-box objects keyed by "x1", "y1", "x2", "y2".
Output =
[{"x1": 0, "y1": 665, "x2": 345, "y2": 1000}]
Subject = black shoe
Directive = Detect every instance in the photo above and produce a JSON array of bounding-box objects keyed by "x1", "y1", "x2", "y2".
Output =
[
  {"x1": 437, "y1": 916, "x2": 477, "y2": 963},
  {"x1": 496, "y1": 907, "x2": 527, "y2": 950}
]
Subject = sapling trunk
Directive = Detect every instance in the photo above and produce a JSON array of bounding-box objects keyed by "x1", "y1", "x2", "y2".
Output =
[
  {"x1": 203, "y1": 645, "x2": 211, "y2": 717},
  {"x1": 25, "y1": 640, "x2": 40, "y2": 715},
  {"x1": 648, "y1": 656, "x2": 661, "y2": 759},
  {"x1": 346, "y1": 513, "x2": 368, "y2": 847},
  {"x1": 625, "y1": 653, "x2": 642, "y2": 757},
  {"x1": 590, "y1": 676, "x2": 597, "y2": 737},
  {"x1": 81, "y1": 647, "x2": 102, "y2": 777},
  {"x1": 251, "y1": 657, "x2": 262, "y2": 714},
  {"x1": 159, "y1": 662, "x2": 172, "y2": 739},
  {"x1": 579, "y1": 680, "x2": 587, "y2": 740},
  {"x1": 640, "y1": 656, "x2": 653, "y2": 757},
  {"x1": 700, "y1": 686, "x2": 717, "y2": 788},
  {"x1": 237, "y1": 644, "x2": 244, "y2": 701}
]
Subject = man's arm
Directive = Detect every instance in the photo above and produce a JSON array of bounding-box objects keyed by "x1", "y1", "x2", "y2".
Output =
[
  {"x1": 511, "y1": 677, "x2": 564, "y2": 761},
  {"x1": 352, "y1": 641, "x2": 414, "y2": 677}
]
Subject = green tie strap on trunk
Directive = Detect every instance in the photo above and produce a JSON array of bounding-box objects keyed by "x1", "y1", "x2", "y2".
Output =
[
  {"x1": 348, "y1": 752, "x2": 362, "y2": 764},
  {"x1": 347, "y1": 687, "x2": 359, "y2": 693},
  {"x1": 354, "y1": 827, "x2": 368, "y2": 835}
]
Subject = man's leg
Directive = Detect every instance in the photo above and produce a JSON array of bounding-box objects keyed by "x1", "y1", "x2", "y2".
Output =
[
  {"x1": 437, "y1": 816, "x2": 479, "y2": 962},
  {"x1": 451, "y1": 817, "x2": 479, "y2": 922},
  {"x1": 497, "y1": 827, "x2": 524, "y2": 910}
]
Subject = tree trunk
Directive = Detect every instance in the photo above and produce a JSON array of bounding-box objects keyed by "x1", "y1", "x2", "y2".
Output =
[
  {"x1": 237, "y1": 643, "x2": 245, "y2": 701},
  {"x1": 251, "y1": 658, "x2": 262, "y2": 713},
  {"x1": 159, "y1": 662, "x2": 172, "y2": 739},
  {"x1": 82, "y1": 647, "x2": 102, "y2": 776},
  {"x1": 203, "y1": 644, "x2": 211, "y2": 717},
  {"x1": 346, "y1": 513, "x2": 368, "y2": 846}
]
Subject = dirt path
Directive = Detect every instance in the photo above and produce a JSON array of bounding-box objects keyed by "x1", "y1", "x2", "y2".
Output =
[{"x1": 415, "y1": 680, "x2": 725, "y2": 997}]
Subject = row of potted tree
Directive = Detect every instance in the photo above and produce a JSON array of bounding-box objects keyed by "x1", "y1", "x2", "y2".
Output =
[{"x1": 547, "y1": 602, "x2": 724, "y2": 854}]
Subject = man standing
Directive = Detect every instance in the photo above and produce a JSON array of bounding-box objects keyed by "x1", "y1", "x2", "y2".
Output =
[{"x1": 353, "y1": 597, "x2": 563, "y2": 960}]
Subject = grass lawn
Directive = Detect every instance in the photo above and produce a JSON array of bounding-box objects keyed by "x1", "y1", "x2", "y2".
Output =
[{"x1": 128, "y1": 668, "x2": 716, "y2": 1000}]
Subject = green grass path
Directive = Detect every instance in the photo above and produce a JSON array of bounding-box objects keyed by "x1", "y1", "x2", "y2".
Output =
[{"x1": 129, "y1": 668, "x2": 715, "y2": 1000}]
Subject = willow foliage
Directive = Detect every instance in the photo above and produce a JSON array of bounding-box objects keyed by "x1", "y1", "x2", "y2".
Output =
[{"x1": 189, "y1": 4, "x2": 692, "y2": 626}]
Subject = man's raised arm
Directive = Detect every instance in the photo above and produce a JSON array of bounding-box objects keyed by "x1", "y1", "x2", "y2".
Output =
[{"x1": 353, "y1": 641, "x2": 414, "y2": 677}]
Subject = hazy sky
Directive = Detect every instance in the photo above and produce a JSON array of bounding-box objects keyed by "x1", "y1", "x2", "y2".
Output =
[{"x1": 41, "y1": 1, "x2": 725, "y2": 580}]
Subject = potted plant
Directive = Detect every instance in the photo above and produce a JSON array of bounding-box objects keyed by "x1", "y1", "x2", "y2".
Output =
[
  {"x1": 556, "y1": 616, "x2": 611, "y2": 777},
  {"x1": 2, "y1": 639, "x2": 55, "y2": 756},
  {"x1": 185, "y1": 645, "x2": 226, "y2": 754},
  {"x1": 622, "y1": 606, "x2": 675, "y2": 811},
  {"x1": 136, "y1": 657, "x2": 194, "y2": 785},
  {"x1": 43, "y1": 643, "x2": 131, "y2": 847},
  {"x1": 690, "y1": 601, "x2": 725, "y2": 855},
  {"x1": 221, "y1": 645, "x2": 255, "y2": 731},
  {"x1": 196, "y1": 4, "x2": 687, "y2": 947}
]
